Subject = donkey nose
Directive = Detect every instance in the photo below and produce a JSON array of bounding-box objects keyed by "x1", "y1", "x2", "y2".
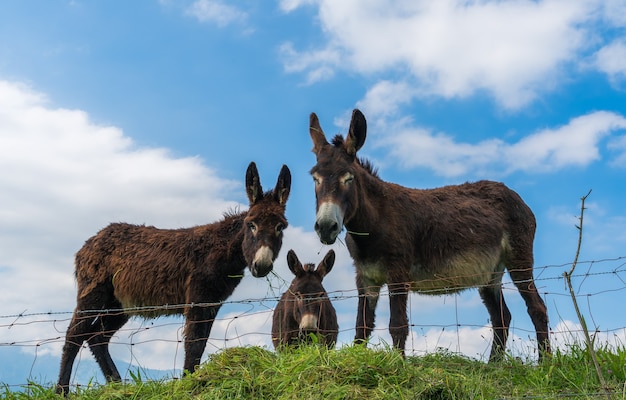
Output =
[
  {"x1": 314, "y1": 220, "x2": 339, "y2": 245},
  {"x1": 251, "y1": 262, "x2": 273, "y2": 278},
  {"x1": 314, "y1": 202, "x2": 343, "y2": 245},
  {"x1": 251, "y1": 246, "x2": 274, "y2": 277}
]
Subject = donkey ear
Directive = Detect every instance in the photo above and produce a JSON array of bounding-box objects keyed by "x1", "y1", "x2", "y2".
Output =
[
  {"x1": 310, "y1": 112, "x2": 329, "y2": 155},
  {"x1": 273, "y1": 164, "x2": 291, "y2": 207},
  {"x1": 245, "y1": 161, "x2": 263, "y2": 205},
  {"x1": 345, "y1": 109, "x2": 367, "y2": 156},
  {"x1": 287, "y1": 249, "x2": 304, "y2": 277},
  {"x1": 316, "y1": 249, "x2": 335, "y2": 279}
]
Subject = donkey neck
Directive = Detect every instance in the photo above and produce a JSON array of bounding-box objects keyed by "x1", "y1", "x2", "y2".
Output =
[
  {"x1": 344, "y1": 169, "x2": 388, "y2": 235},
  {"x1": 347, "y1": 171, "x2": 434, "y2": 239},
  {"x1": 194, "y1": 211, "x2": 247, "y2": 270}
]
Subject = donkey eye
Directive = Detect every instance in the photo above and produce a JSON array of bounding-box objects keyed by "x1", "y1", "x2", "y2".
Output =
[
  {"x1": 247, "y1": 222, "x2": 257, "y2": 232},
  {"x1": 342, "y1": 174, "x2": 354, "y2": 185},
  {"x1": 275, "y1": 222, "x2": 285, "y2": 234},
  {"x1": 312, "y1": 174, "x2": 322, "y2": 186}
]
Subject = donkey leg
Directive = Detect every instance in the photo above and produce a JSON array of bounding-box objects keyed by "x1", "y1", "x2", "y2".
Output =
[
  {"x1": 183, "y1": 305, "x2": 220, "y2": 373},
  {"x1": 354, "y1": 273, "x2": 381, "y2": 345},
  {"x1": 86, "y1": 312, "x2": 129, "y2": 382},
  {"x1": 387, "y1": 282, "x2": 409, "y2": 356},
  {"x1": 57, "y1": 310, "x2": 101, "y2": 395},
  {"x1": 509, "y1": 270, "x2": 551, "y2": 361},
  {"x1": 479, "y1": 284, "x2": 511, "y2": 362}
]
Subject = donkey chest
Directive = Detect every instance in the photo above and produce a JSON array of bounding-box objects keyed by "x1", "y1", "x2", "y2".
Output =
[{"x1": 358, "y1": 260, "x2": 388, "y2": 286}]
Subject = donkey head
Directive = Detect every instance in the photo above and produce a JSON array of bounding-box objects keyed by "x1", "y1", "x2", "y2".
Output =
[
  {"x1": 286, "y1": 249, "x2": 335, "y2": 334},
  {"x1": 243, "y1": 162, "x2": 291, "y2": 277},
  {"x1": 309, "y1": 109, "x2": 367, "y2": 244}
]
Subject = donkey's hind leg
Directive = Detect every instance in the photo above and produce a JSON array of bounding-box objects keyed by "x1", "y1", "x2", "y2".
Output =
[
  {"x1": 57, "y1": 309, "x2": 101, "y2": 395},
  {"x1": 86, "y1": 311, "x2": 129, "y2": 382},
  {"x1": 508, "y1": 267, "x2": 551, "y2": 361},
  {"x1": 479, "y1": 283, "x2": 511, "y2": 362}
]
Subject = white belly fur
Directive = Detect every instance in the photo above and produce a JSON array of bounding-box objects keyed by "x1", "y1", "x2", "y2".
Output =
[
  {"x1": 409, "y1": 249, "x2": 504, "y2": 294},
  {"x1": 358, "y1": 236, "x2": 509, "y2": 295}
]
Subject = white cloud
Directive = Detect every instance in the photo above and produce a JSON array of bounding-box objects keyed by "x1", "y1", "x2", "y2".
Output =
[
  {"x1": 547, "y1": 205, "x2": 579, "y2": 229},
  {"x1": 280, "y1": 0, "x2": 616, "y2": 109},
  {"x1": 594, "y1": 40, "x2": 626, "y2": 84},
  {"x1": 356, "y1": 80, "x2": 416, "y2": 119},
  {"x1": 57, "y1": 310, "x2": 274, "y2": 376},
  {"x1": 407, "y1": 325, "x2": 493, "y2": 359},
  {"x1": 279, "y1": 0, "x2": 317, "y2": 13},
  {"x1": 279, "y1": 42, "x2": 340, "y2": 84},
  {"x1": 608, "y1": 134, "x2": 626, "y2": 166},
  {"x1": 107, "y1": 310, "x2": 275, "y2": 373},
  {"x1": 185, "y1": 0, "x2": 248, "y2": 27},
  {"x1": 380, "y1": 111, "x2": 626, "y2": 177},
  {"x1": 0, "y1": 79, "x2": 241, "y2": 351},
  {"x1": 598, "y1": 0, "x2": 626, "y2": 27},
  {"x1": 551, "y1": 320, "x2": 626, "y2": 351},
  {"x1": 406, "y1": 316, "x2": 626, "y2": 361},
  {"x1": 505, "y1": 111, "x2": 626, "y2": 173},
  {"x1": 386, "y1": 125, "x2": 504, "y2": 177}
]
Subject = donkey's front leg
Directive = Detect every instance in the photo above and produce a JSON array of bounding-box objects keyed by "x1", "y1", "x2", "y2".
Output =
[
  {"x1": 388, "y1": 282, "x2": 409, "y2": 356},
  {"x1": 183, "y1": 305, "x2": 220, "y2": 373},
  {"x1": 355, "y1": 272, "x2": 381, "y2": 344}
]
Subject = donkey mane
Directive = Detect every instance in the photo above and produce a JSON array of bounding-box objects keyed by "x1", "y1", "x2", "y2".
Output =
[
  {"x1": 358, "y1": 158, "x2": 379, "y2": 178},
  {"x1": 330, "y1": 134, "x2": 344, "y2": 147},
  {"x1": 222, "y1": 207, "x2": 246, "y2": 219},
  {"x1": 330, "y1": 134, "x2": 379, "y2": 178}
]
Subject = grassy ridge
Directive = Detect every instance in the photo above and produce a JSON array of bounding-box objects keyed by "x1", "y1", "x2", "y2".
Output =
[{"x1": 3, "y1": 343, "x2": 626, "y2": 399}]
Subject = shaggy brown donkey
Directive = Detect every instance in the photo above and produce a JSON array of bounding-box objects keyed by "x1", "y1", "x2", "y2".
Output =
[
  {"x1": 272, "y1": 249, "x2": 338, "y2": 348},
  {"x1": 56, "y1": 162, "x2": 291, "y2": 395},
  {"x1": 308, "y1": 109, "x2": 551, "y2": 361}
]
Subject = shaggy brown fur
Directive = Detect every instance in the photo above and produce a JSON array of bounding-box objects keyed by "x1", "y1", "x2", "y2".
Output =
[
  {"x1": 272, "y1": 249, "x2": 338, "y2": 348},
  {"x1": 309, "y1": 109, "x2": 551, "y2": 361},
  {"x1": 56, "y1": 162, "x2": 291, "y2": 396}
]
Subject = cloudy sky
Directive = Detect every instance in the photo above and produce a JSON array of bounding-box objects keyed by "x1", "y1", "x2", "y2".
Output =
[{"x1": 1, "y1": 0, "x2": 626, "y2": 389}]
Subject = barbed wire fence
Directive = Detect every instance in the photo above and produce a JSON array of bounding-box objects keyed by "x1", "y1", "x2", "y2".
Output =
[{"x1": 1, "y1": 253, "x2": 626, "y2": 393}]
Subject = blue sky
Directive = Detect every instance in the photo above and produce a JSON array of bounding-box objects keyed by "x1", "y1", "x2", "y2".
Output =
[{"x1": 1, "y1": 0, "x2": 626, "y2": 389}]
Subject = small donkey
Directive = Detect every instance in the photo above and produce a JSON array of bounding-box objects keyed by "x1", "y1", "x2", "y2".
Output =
[{"x1": 272, "y1": 249, "x2": 338, "y2": 348}]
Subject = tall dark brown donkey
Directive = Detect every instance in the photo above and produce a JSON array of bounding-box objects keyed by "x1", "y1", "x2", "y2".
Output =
[
  {"x1": 272, "y1": 249, "x2": 338, "y2": 348},
  {"x1": 56, "y1": 162, "x2": 291, "y2": 395},
  {"x1": 308, "y1": 109, "x2": 551, "y2": 361}
]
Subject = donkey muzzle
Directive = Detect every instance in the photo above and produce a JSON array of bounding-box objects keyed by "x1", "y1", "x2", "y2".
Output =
[
  {"x1": 299, "y1": 313, "x2": 319, "y2": 332},
  {"x1": 251, "y1": 246, "x2": 274, "y2": 277},
  {"x1": 314, "y1": 202, "x2": 343, "y2": 244}
]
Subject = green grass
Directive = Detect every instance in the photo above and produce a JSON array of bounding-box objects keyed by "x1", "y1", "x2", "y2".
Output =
[{"x1": 3, "y1": 343, "x2": 626, "y2": 399}]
